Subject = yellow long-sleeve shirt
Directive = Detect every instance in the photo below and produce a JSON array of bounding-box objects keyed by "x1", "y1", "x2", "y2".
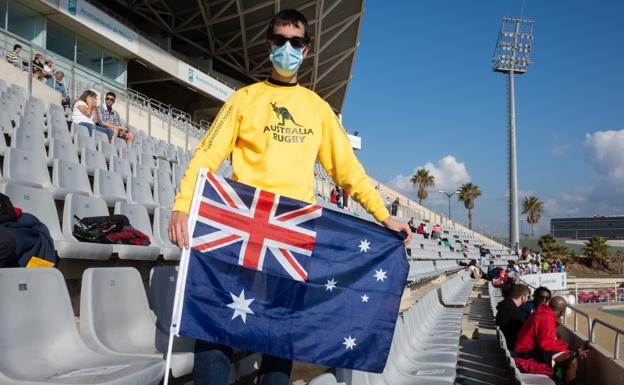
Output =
[{"x1": 173, "y1": 79, "x2": 390, "y2": 222}]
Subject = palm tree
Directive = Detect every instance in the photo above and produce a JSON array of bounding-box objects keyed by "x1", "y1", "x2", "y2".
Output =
[
  {"x1": 521, "y1": 196, "x2": 544, "y2": 238},
  {"x1": 457, "y1": 182, "x2": 481, "y2": 229},
  {"x1": 583, "y1": 237, "x2": 611, "y2": 268},
  {"x1": 410, "y1": 169, "x2": 435, "y2": 205}
]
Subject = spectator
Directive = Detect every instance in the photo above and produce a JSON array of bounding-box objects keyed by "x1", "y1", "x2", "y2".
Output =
[
  {"x1": 495, "y1": 283, "x2": 530, "y2": 350},
  {"x1": 32, "y1": 69, "x2": 45, "y2": 81},
  {"x1": 507, "y1": 260, "x2": 519, "y2": 277},
  {"x1": 53, "y1": 71, "x2": 70, "y2": 108},
  {"x1": 6, "y1": 44, "x2": 28, "y2": 69},
  {"x1": 43, "y1": 59, "x2": 55, "y2": 77},
  {"x1": 431, "y1": 224, "x2": 442, "y2": 240},
  {"x1": 555, "y1": 259, "x2": 564, "y2": 273},
  {"x1": 487, "y1": 260, "x2": 495, "y2": 275},
  {"x1": 32, "y1": 53, "x2": 44, "y2": 72},
  {"x1": 391, "y1": 197, "x2": 399, "y2": 216},
  {"x1": 96, "y1": 91, "x2": 135, "y2": 145},
  {"x1": 514, "y1": 296, "x2": 589, "y2": 381},
  {"x1": 407, "y1": 217, "x2": 417, "y2": 233},
  {"x1": 72, "y1": 90, "x2": 114, "y2": 141},
  {"x1": 542, "y1": 259, "x2": 550, "y2": 273},
  {"x1": 467, "y1": 259, "x2": 481, "y2": 279},
  {"x1": 422, "y1": 223, "x2": 429, "y2": 239},
  {"x1": 461, "y1": 243, "x2": 469, "y2": 257},
  {"x1": 520, "y1": 247, "x2": 529, "y2": 261},
  {"x1": 416, "y1": 223, "x2": 424, "y2": 235},
  {"x1": 520, "y1": 286, "x2": 551, "y2": 319}
]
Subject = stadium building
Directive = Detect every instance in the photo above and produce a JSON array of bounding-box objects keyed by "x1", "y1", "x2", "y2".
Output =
[
  {"x1": 2, "y1": 1, "x2": 623, "y2": 384},
  {"x1": 551, "y1": 216, "x2": 624, "y2": 240}
]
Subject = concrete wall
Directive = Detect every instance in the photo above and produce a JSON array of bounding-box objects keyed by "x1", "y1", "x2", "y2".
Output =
[{"x1": 1, "y1": 61, "x2": 63, "y2": 107}]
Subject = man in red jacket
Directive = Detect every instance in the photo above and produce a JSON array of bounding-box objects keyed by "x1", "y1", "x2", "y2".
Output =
[{"x1": 514, "y1": 296, "x2": 588, "y2": 383}]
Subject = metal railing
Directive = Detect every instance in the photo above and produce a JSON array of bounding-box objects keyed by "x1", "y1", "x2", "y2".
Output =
[
  {"x1": 565, "y1": 305, "x2": 593, "y2": 338},
  {"x1": 591, "y1": 318, "x2": 624, "y2": 360}
]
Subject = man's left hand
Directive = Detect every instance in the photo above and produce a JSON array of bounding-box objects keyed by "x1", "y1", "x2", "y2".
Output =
[{"x1": 382, "y1": 217, "x2": 413, "y2": 245}]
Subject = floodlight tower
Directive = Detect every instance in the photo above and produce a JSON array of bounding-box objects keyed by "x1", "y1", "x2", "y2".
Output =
[{"x1": 492, "y1": 17, "x2": 534, "y2": 251}]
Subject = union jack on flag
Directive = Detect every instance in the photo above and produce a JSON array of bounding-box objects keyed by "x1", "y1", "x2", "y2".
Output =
[{"x1": 171, "y1": 169, "x2": 408, "y2": 372}]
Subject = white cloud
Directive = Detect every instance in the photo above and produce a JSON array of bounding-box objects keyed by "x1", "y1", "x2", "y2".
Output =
[
  {"x1": 388, "y1": 155, "x2": 471, "y2": 205},
  {"x1": 584, "y1": 130, "x2": 624, "y2": 178}
]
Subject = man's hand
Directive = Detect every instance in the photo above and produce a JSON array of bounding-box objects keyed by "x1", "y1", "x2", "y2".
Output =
[
  {"x1": 168, "y1": 211, "x2": 190, "y2": 249},
  {"x1": 577, "y1": 347, "x2": 589, "y2": 359},
  {"x1": 382, "y1": 217, "x2": 413, "y2": 245}
]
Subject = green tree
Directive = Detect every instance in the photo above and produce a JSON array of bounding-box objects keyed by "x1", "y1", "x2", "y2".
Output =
[
  {"x1": 521, "y1": 196, "x2": 544, "y2": 238},
  {"x1": 583, "y1": 237, "x2": 611, "y2": 268},
  {"x1": 537, "y1": 234, "x2": 557, "y2": 252},
  {"x1": 457, "y1": 182, "x2": 482, "y2": 229},
  {"x1": 537, "y1": 234, "x2": 570, "y2": 260},
  {"x1": 410, "y1": 168, "x2": 435, "y2": 205}
]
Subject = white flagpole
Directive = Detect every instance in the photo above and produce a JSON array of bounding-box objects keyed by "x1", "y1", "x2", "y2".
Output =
[{"x1": 163, "y1": 331, "x2": 175, "y2": 385}]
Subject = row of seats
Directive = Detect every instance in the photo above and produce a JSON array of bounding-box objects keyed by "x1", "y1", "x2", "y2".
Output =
[
  {"x1": 407, "y1": 259, "x2": 462, "y2": 283},
  {"x1": 440, "y1": 272, "x2": 474, "y2": 306}
]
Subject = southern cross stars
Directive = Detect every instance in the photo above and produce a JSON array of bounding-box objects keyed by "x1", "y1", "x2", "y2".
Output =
[
  {"x1": 361, "y1": 294, "x2": 370, "y2": 302},
  {"x1": 358, "y1": 239, "x2": 371, "y2": 253},
  {"x1": 343, "y1": 336, "x2": 357, "y2": 350},
  {"x1": 374, "y1": 269, "x2": 387, "y2": 282},
  {"x1": 325, "y1": 278, "x2": 337, "y2": 292},
  {"x1": 227, "y1": 289, "x2": 255, "y2": 323}
]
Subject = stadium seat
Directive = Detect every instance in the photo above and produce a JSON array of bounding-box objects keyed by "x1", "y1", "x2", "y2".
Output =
[
  {"x1": 172, "y1": 162, "x2": 187, "y2": 188},
  {"x1": 440, "y1": 273, "x2": 473, "y2": 306},
  {"x1": 112, "y1": 136, "x2": 126, "y2": 151},
  {"x1": 156, "y1": 158, "x2": 171, "y2": 175},
  {"x1": 308, "y1": 373, "x2": 339, "y2": 385},
  {"x1": 94, "y1": 168, "x2": 127, "y2": 206},
  {"x1": 98, "y1": 139, "x2": 119, "y2": 162},
  {"x1": 75, "y1": 133, "x2": 97, "y2": 155},
  {"x1": 113, "y1": 202, "x2": 160, "y2": 260},
  {"x1": 154, "y1": 172, "x2": 175, "y2": 208},
  {"x1": 152, "y1": 208, "x2": 180, "y2": 260},
  {"x1": 81, "y1": 146, "x2": 108, "y2": 176},
  {"x1": 50, "y1": 159, "x2": 92, "y2": 199},
  {"x1": 120, "y1": 147, "x2": 138, "y2": 165},
  {"x1": 132, "y1": 161, "x2": 153, "y2": 186},
  {"x1": 71, "y1": 122, "x2": 91, "y2": 137},
  {"x1": 79, "y1": 267, "x2": 194, "y2": 377},
  {"x1": 2, "y1": 148, "x2": 51, "y2": 189},
  {"x1": 47, "y1": 138, "x2": 79, "y2": 166},
  {"x1": 140, "y1": 153, "x2": 156, "y2": 169},
  {"x1": 11, "y1": 127, "x2": 46, "y2": 156},
  {"x1": 126, "y1": 176, "x2": 157, "y2": 212},
  {"x1": 0, "y1": 268, "x2": 165, "y2": 385},
  {"x1": 92, "y1": 129, "x2": 110, "y2": 144},
  {"x1": 47, "y1": 122, "x2": 73, "y2": 143},
  {"x1": 62, "y1": 193, "x2": 114, "y2": 259}
]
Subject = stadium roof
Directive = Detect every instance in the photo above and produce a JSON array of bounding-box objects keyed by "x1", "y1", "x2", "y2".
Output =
[{"x1": 98, "y1": 0, "x2": 364, "y2": 112}]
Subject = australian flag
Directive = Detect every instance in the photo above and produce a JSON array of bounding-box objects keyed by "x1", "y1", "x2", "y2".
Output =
[{"x1": 171, "y1": 169, "x2": 408, "y2": 372}]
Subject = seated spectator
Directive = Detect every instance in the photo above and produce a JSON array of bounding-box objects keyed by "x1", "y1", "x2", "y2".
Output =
[
  {"x1": 422, "y1": 223, "x2": 429, "y2": 238},
  {"x1": 96, "y1": 91, "x2": 135, "y2": 145},
  {"x1": 407, "y1": 217, "x2": 417, "y2": 233},
  {"x1": 72, "y1": 90, "x2": 114, "y2": 141},
  {"x1": 467, "y1": 259, "x2": 481, "y2": 279},
  {"x1": 487, "y1": 260, "x2": 495, "y2": 275},
  {"x1": 53, "y1": 71, "x2": 70, "y2": 108},
  {"x1": 6, "y1": 44, "x2": 28, "y2": 69},
  {"x1": 431, "y1": 224, "x2": 442, "y2": 239},
  {"x1": 514, "y1": 296, "x2": 589, "y2": 381},
  {"x1": 507, "y1": 260, "x2": 519, "y2": 277},
  {"x1": 391, "y1": 198, "x2": 399, "y2": 216},
  {"x1": 32, "y1": 69, "x2": 45, "y2": 81},
  {"x1": 416, "y1": 223, "x2": 424, "y2": 235},
  {"x1": 495, "y1": 283, "x2": 530, "y2": 349},
  {"x1": 555, "y1": 259, "x2": 564, "y2": 272},
  {"x1": 442, "y1": 237, "x2": 453, "y2": 250},
  {"x1": 32, "y1": 53, "x2": 44, "y2": 72},
  {"x1": 520, "y1": 247, "x2": 529, "y2": 261},
  {"x1": 43, "y1": 58, "x2": 55, "y2": 77},
  {"x1": 461, "y1": 243, "x2": 469, "y2": 257},
  {"x1": 542, "y1": 260, "x2": 550, "y2": 273},
  {"x1": 521, "y1": 286, "x2": 551, "y2": 319}
]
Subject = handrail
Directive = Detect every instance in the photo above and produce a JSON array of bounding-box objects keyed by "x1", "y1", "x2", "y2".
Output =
[
  {"x1": 591, "y1": 318, "x2": 624, "y2": 360},
  {"x1": 565, "y1": 305, "x2": 593, "y2": 338}
]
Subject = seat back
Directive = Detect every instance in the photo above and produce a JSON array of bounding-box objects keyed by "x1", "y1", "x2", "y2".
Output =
[
  {"x1": 48, "y1": 123, "x2": 72, "y2": 143},
  {"x1": 81, "y1": 146, "x2": 107, "y2": 172},
  {"x1": 3, "y1": 148, "x2": 51, "y2": 188},
  {"x1": 92, "y1": 129, "x2": 109, "y2": 144},
  {"x1": 97, "y1": 140, "x2": 118, "y2": 160},
  {"x1": 154, "y1": 172, "x2": 175, "y2": 208},
  {"x1": 71, "y1": 122, "x2": 90, "y2": 137},
  {"x1": 52, "y1": 159, "x2": 92, "y2": 195},
  {"x1": 62, "y1": 193, "x2": 110, "y2": 240},
  {"x1": 48, "y1": 138, "x2": 79, "y2": 164},
  {"x1": 110, "y1": 156, "x2": 132, "y2": 180},
  {"x1": 156, "y1": 158, "x2": 171, "y2": 174},
  {"x1": 127, "y1": 176, "x2": 154, "y2": 206},
  {"x1": 148, "y1": 266, "x2": 179, "y2": 332},
  {"x1": 75, "y1": 133, "x2": 96, "y2": 152},
  {"x1": 93, "y1": 168, "x2": 126, "y2": 200},
  {"x1": 120, "y1": 147, "x2": 138, "y2": 165},
  {"x1": 153, "y1": 207, "x2": 175, "y2": 248},
  {"x1": 0, "y1": 183, "x2": 63, "y2": 239},
  {"x1": 133, "y1": 161, "x2": 153, "y2": 182},
  {"x1": 140, "y1": 153, "x2": 156, "y2": 169},
  {"x1": 114, "y1": 201, "x2": 154, "y2": 238}
]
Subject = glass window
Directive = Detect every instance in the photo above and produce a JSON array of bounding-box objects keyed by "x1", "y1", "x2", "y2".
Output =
[
  {"x1": 0, "y1": 0, "x2": 7, "y2": 29},
  {"x1": 46, "y1": 20, "x2": 75, "y2": 61},
  {"x1": 7, "y1": 0, "x2": 44, "y2": 46},
  {"x1": 102, "y1": 49, "x2": 125, "y2": 84},
  {"x1": 76, "y1": 35, "x2": 101, "y2": 74}
]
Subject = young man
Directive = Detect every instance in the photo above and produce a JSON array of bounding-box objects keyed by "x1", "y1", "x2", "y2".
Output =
[
  {"x1": 6, "y1": 44, "x2": 27, "y2": 69},
  {"x1": 168, "y1": 9, "x2": 412, "y2": 385},
  {"x1": 520, "y1": 286, "x2": 551, "y2": 319},
  {"x1": 96, "y1": 92, "x2": 135, "y2": 145},
  {"x1": 495, "y1": 283, "x2": 530, "y2": 349}
]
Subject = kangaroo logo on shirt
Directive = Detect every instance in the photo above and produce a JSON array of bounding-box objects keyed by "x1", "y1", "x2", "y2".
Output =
[{"x1": 270, "y1": 102, "x2": 302, "y2": 127}]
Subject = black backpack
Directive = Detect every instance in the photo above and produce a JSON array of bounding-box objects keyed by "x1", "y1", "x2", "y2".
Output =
[{"x1": 72, "y1": 215, "x2": 129, "y2": 243}]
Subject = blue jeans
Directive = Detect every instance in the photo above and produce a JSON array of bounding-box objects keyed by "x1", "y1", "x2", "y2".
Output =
[
  {"x1": 79, "y1": 122, "x2": 114, "y2": 141},
  {"x1": 194, "y1": 340, "x2": 292, "y2": 385}
]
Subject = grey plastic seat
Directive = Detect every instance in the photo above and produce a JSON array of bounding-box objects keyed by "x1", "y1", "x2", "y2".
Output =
[
  {"x1": 126, "y1": 176, "x2": 157, "y2": 212},
  {"x1": 11, "y1": 125, "x2": 46, "y2": 154},
  {"x1": 80, "y1": 267, "x2": 194, "y2": 378},
  {"x1": 113, "y1": 202, "x2": 160, "y2": 260},
  {"x1": 75, "y1": 133, "x2": 97, "y2": 155},
  {"x1": 98, "y1": 139, "x2": 118, "y2": 162},
  {"x1": 112, "y1": 136, "x2": 125, "y2": 151},
  {"x1": 152, "y1": 208, "x2": 180, "y2": 260},
  {"x1": 47, "y1": 122, "x2": 73, "y2": 144},
  {"x1": 139, "y1": 153, "x2": 156, "y2": 169},
  {"x1": 132, "y1": 162, "x2": 153, "y2": 186},
  {"x1": 94, "y1": 168, "x2": 127, "y2": 206},
  {"x1": 82, "y1": 147, "x2": 108, "y2": 176},
  {"x1": 110, "y1": 156, "x2": 132, "y2": 182},
  {"x1": 154, "y1": 172, "x2": 175, "y2": 209},
  {"x1": 308, "y1": 373, "x2": 339, "y2": 385},
  {"x1": 50, "y1": 159, "x2": 92, "y2": 199},
  {"x1": 47, "y1": 138, "x2": 79, "y2": 166},
  {"x1": 92, "y1": 129, "x2": 110, "y2": 144},
  {"x1": 0, "y1": 268, "x2": 165, "y2": 385},
  {"x1": 156, "y1": 158, "x2": 171, "y2": 175},
  {"x1": 62, "y1": 193, "x2": 113, "y2": 259},
  {"x1": 71, "y1": 122, "x2": 91, "y2": 137},
  {"x1": 2, "y1": 148, "x2": 51, "y2": 189},
  {"x1": 120, "y1": 147, "x2": 138, "y2": 165}
]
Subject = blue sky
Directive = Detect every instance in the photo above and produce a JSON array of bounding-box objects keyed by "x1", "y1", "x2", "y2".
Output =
[{"x1": 342, "y1": 0, "x2": 624, "y2": 237}]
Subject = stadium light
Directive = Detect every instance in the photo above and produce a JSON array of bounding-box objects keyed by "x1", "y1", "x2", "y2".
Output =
[
  {"x1": 439, "y1": 190, "x2": 459, "y2": 221},
  {"x1": 492, "y1": 17, "x2": 535, "y2": 251}
]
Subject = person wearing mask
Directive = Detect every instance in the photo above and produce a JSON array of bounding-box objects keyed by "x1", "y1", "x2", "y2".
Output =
[
  {"x1": 520, "y1": 286, "x2": 551, "y2": 319},
  {"x1": 97, "y1": 91, "x2": 135, "y2": 145},
  {"x1": 167, "y1": 9, "x2": 412, "y2": 385},
  {"x1": 71, "y1": 90, "x2": 114, "y2": 141},
  {"x1": 495, "y1": 283, "x2": 531, "y2": 349}
]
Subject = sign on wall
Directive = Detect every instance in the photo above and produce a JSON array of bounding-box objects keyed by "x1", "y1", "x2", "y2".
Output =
[
  {"x1": 178, "y1": 63, "x2": 234, "y2": 102},
  {"x1": 519, "y1": 273, "x2": 567, "y2": 291}
]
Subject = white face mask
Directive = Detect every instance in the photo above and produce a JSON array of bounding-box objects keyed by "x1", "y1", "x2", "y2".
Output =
[{"x1": 269, "y1": 41, "x2": 304, "y2": 77}]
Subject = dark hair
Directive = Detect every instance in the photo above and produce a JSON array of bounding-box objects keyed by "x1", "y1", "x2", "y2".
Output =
[
  {"x1": 13, "y1": 44, "x2": 22, "y2": 51},
  {"x1": 106, "y1": 91, "x2": 116, "y2": 99},
  {"x1": 533, "y1": 286, "x2": 551, "y2": 300},
  {"x1": 266, "y1": 9, "x2": 310, "y2": 43},
  {"x1": 509, "y1": 284, "x2": 531, "y2": 299}
]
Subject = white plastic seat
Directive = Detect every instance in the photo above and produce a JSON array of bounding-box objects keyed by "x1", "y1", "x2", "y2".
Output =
[
  {"x1": 75, "y1": 132, "x2": 97, "y2": 155},
  {"x1": 92, "y1": 129, "x2": 110, "y2": 144},
  {"x1": 81, "y1": 146, "x2": 108, "y2": 175},
  {"x1": 152, "y1": 208, "x2": 180, "y2": 260},
  {"x1": 46, "y1": 138, "x2": 79, "y2": 166},
  {"x1": 50, "y1": 159, "x2": 92, "y2": 199},
  {"x1": 132, "y1": 162, "x2": 153, "y2": 186},
  {"x1": 47, "y1": 122, "x2": 73, "y2": 144},
  {"x1": 172, "y1": 162, "x2": 187, "y2": 188},
  {"x1": 80, "y1": 267, "x2": 194, "y2": 378},
  {"x1": 0, "y1": 268, "x2": 165, "y2": 385},
  {"x1": 71, "y1": 122, "x2": 91, "y2": 137},
  {"x1": 11, "y1": 124, "x2": 46, "y2": 154},
  {"x1": 154, "y1": 172, "x2": 175, "y2": 209},
  {"x1": 308, "y1": 373, "x2": 339, "y2": 385},
  {"x1": 156, "y1": 158, "x2": 171, "y2": 175},
  {"x1": 2, "y1": 148, "x2": 51, "y2": 189},
  {"x1": 110, "y1": 156, "x2": 132, "y2": 182},
  {"x1": 120, "y1": 147, "x2": 138, "y2": 165},
  {"x1": 98, "y1": 139, "x2": 118, "y2": 162},
  {"x1": 62, "y1": 193, "x2": 114, "y2": 259},
  {"x1": 126, "y1": 176, "x2": 157, "y2": 212},
  {"x1": 94, "y1": 168, "x2": 127, "y2": 206},
  {"x1": 139, "y1": 153, "x2": 156, "y2": 169},
  {"x1": 113, "y1": 202, "x2": 160, "y2": 260}
]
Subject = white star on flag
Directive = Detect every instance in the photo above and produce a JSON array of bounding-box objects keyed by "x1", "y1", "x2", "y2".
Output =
[
  {"x1": 358, "y1": 239, "x2": 371, "y2": 253},
  {"x1": 325, "y1": 278, "x2": 337, "y2": 292},
  {"x1": 343, "y1": 336, "x2": 357, "y2": 350},
  {"x1": 361, "y1": 294, "x2": 369, "y2": 302},
  {"x1": 374, "y1": 269, "x2": 387, "y2": 282},
  {"x1": 226, "y1": 289, "x2": 255, "y2": 323}
]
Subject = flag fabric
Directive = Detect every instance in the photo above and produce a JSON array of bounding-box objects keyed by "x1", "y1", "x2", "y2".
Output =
[{"x1": 171, "y1": 169, "x2": 408, "y2": 372}]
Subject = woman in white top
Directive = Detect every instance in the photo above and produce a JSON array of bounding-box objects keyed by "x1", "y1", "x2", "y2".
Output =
[{"x1": 72, "y1": 90, "x2": 114, "y2": 140}]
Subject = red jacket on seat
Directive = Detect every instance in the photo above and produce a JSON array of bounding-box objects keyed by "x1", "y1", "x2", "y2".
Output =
[{"x1": 515, "y1": 303, "x2": 569, "y2": 354}]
